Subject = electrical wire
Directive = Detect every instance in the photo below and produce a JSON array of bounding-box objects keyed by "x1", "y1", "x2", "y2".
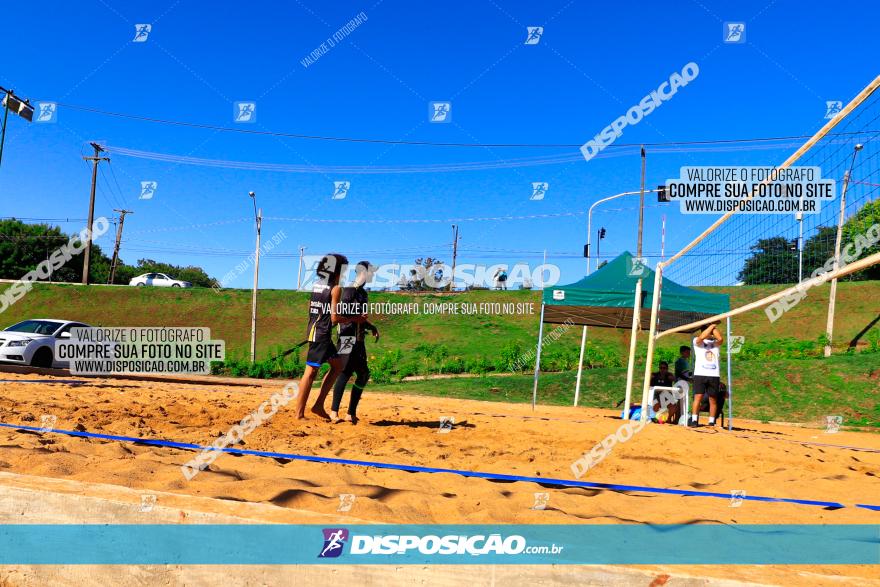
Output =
[{"x1": 43, "y1": 101, "x2": 880, "y2": 149}]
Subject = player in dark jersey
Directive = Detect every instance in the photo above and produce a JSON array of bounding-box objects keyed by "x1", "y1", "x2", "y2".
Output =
[
  {"x1": 330, "y1": 261, "x2": 379, "y2": 424},
  {"x1": 295, "y1": 253, "x2": 362, "y2": 420}
]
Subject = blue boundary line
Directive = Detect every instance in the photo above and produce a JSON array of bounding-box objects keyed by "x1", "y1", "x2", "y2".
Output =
[{"x1": 1, "y1": 421, "x2": 872, "y2": 511}]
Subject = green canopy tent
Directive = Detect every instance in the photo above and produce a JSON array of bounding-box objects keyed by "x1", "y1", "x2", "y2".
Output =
[{"x1": 531, "y1": 252, "x2": 731, "y2": 421}]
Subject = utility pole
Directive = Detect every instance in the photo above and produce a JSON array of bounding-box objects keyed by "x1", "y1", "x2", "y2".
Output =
[
  {"x1": 82, "y1": 143, "x2": 109, "y2": 284},
  {"x1": 296, "y1": 246, "x2": 306, "y2": 290},
  {"x1": 625, "y1": 146, "x2": 647, "y2": 420},
  {"x1": 449, "y1": 224, "x2": 460, "y2": 291},
  {"x1": 637, "y1": 146, "x2": 646, "y2": 257},
  {"x1": 108, "y1": 209, "x2": 133, "y2": 284}
]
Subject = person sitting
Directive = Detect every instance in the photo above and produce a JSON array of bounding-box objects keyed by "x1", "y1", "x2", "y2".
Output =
[{"x1": 650, "y1": 361, "x2": 676, "y2": 423}]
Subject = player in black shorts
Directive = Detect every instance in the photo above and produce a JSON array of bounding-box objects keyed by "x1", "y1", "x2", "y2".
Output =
[
  {"x1": 295, "y1": 253, "x2": 363, "y2": 420},
  {"x1": 330, "y1": 261, "x2": 379, "y2": 424}
]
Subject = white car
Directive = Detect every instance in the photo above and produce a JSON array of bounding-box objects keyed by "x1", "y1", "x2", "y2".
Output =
[
  {"x1": 0, "y1": 319, "x2": 91, "y2": 368},
  {"x1": 129, "y1": 272, "x2": 192, "y2": 288}
]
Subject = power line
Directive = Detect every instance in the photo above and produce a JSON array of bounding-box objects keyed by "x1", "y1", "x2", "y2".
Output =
[
  {"x1": 45, "y1": 101, "x2": 880, "y2": 149},
  {"x1": 0, "y1": 217, "x2": 88, "y2": 223},
  {"x1": 104, "y1": 139, "x2": 841, "y2": 175}
]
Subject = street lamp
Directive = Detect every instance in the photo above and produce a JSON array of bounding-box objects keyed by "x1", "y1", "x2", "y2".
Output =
[
  {"x1": 0, "y1": 86, "x2": 35, "y2": 169},
  {"x1": 249, "y1": 191, "x2": 262, "y2": 363},
  {"x1": 586, "y1": 188, "x2": 658, "y2": 274}
]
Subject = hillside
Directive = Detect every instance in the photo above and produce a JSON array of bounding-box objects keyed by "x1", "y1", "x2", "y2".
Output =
[
  {"x1": 1, "y1": 280, "x2": 878, "y2": 426},
  {"x1": 2, "y1": 280, "x2": 878, "y2": 359}
]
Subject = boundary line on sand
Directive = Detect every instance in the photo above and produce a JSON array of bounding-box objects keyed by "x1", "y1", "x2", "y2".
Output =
[{"x1": 2, "y1": 421, "x2": 877, "y2": 512}]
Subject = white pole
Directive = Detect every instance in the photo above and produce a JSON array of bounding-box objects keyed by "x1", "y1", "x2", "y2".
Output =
[
  {"x1": 825, "y1": 145, "x2": 862, "y2": 357},
  {"x1": 574, "y1": 325, "x2": 587, "y2": 406},
  {"x1": 586, "y1": 213, "x2": 592, "y2": 276},
  {"x1": 532, "y1": 303, "x2": 545, "y2": 412},
  {"x1": 250, "y1": 207, "x2": 262, "y2": 363},
  {"x1": 531, "y1": 249, "x2": 548, "y2": 412},
  {"x1": 661, "y1": 214, "x2": 666, "y2": 262},
  {"x1": 726, "y1": 316, "x2": 733, "y2": 431},
  {"x1": 296, "y1": 245, "x2": 306, "y2": 290},
  {"x1": 796, "y1": 212, "x2": 804, "y2": 282},
  {"x1": 623, "y1": 277, "x2": 642, "y2": 418}
]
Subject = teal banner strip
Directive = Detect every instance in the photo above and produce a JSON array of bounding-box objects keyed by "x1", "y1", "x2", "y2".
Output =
[{"x1": 0, "y1": 525, "x2": 877, "y2": 565}]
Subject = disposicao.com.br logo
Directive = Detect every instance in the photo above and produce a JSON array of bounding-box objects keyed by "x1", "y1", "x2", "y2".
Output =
[{"x1": 317, "y1": 528, "x2": 563, "y2": 558}]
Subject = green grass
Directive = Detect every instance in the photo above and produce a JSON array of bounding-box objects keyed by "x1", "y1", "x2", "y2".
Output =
[{"x1": 370, "y1": 353, "x2": 880, "y2": 428}]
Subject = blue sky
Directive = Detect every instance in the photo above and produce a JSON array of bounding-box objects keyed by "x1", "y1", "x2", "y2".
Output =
[{"x1": 1, "y1": 0, "x2": 877, "y2": 289}]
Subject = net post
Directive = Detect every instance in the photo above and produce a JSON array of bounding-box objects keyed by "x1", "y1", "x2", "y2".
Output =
[
  {"x1": 574, "y1": 325, "x2": 587, "y2": 406},
  {"x1": 531, "y1": 302, "x2": 546, "y2": 411},
  {"x1": 640, "y1": 262, "x2": 664, "y2": 422},
  {"x1": 623, "y1": 278, "x2": 642, "y2": 419},
  {"x1": 726, "y1": 316, "x2": 733, "y2": 431}
]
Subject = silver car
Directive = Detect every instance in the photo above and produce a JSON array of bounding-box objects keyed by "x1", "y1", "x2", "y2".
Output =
[{"x1": 0, "y1": 319, "x2": 91, "y2": 368}]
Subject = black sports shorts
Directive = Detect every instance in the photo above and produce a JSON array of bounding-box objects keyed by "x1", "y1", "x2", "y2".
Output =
[
  {"x1": 306, "y1": 339, "x2": 338, "y2": 367},
  {"x1": 339, "y1": 339, "x2": 368, "y2": 375},
  {"x1": 692, "y1": 374, "x2": 721, "y2": 398}
]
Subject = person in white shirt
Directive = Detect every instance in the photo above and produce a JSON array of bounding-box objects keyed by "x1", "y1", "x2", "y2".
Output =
[{"x1": 688, "y1": 322, "x2": 723, "y2": 427}]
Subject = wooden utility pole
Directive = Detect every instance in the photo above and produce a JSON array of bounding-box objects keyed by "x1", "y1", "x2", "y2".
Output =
[
  {"x1": 449, "y1": 224, "x2": 460, "y2": 291},
  {"x1": 82, "y1": 142, "x2": 109, "y2": 284},
  {"x1": 108, "y1": 209, "x2": 133, "y2": 284},
  {"x1": 625, "y1": 146, "x2": 647, "y2": 421}
]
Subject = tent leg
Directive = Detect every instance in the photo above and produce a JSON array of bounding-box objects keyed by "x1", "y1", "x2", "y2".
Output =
[
  {"x1": 574, "y1": 325, "x2": 587, "y2": 407},
  {"x1": 623, "y1": 278, "x2": 642, "y2": 419},
  {"x1": 726, "y1": 316, "x2": 733, "y2": 431},
  {"x1": 531, "y1": 303, "x2": 546, "y2": 412}
]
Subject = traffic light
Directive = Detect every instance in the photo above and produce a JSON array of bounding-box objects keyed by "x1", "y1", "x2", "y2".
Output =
[
  {"x1": 583, "y1": 244, "x2": 589, "y2": 258},
  {"x1": 599, "y1": 227, "x2": 606, "y2": 239},
  {"x1": 657, "y1": 185, "x2": 669, "y2": 202}
]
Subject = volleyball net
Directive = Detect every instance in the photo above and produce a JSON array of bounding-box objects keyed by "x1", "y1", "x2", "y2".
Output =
[{"x1": 638, "y1": 75, "x2": 880, "y2": 418}]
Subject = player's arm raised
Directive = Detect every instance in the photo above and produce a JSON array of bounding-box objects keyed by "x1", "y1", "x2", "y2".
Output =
[{"x1": 696, "y1": 323, "x2": 716, "y2": 344}]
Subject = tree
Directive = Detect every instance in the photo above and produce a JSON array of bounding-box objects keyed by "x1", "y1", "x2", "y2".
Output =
[
  {"x1": 0, "y1": 219, "x2": 219, "y2": 287},
  {"x1": 0, "y1": 219, "x2": 112, "y2": 283},
  {"x1": 738, "y1": 200, "x2": 880, "y2": 285},
  {"x1": 839, "y1": 199, "x2": 880, "y2": 280},
  {"x1": 737, "y1": 236, "x2": 798, "y2": 285}
]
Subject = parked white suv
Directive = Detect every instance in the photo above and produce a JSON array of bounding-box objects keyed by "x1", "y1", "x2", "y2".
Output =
[
  {"x1": 129, "y1": 273, "x2": 192, "y2": 288},
  {"x1": 0, "y1": 319, "x2": 91, "y2": 368}
]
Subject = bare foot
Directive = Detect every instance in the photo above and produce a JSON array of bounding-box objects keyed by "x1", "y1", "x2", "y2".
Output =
[
  {"x1": 310, "y1": 406, "x2": 330, "y2": 420},
  {"x1": 344, "y1": 414, "x2": 359, "y2": 425}
]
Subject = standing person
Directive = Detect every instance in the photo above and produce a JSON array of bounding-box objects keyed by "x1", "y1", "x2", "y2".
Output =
[
  {"x1": 330, "y1": 261, "x2": 379, "y2": 424},
  {"x1": 295, "y1": 253, "x2": 357, "y2": 420},
  {"x1": 674, "y1": 345, "x2": 692, "y2": 382},
  {"x1": 669, "y1": 345, "x2": 692, "y2": 425},
  {"x1": 688, "y1": 323, "x2": 723, "y2": 428}
]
